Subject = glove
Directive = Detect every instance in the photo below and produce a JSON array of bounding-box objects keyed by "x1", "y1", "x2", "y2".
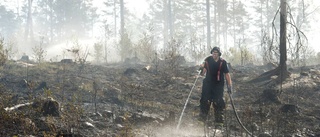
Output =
[
  {"x1": 227, "y1": 85, "x2": 232, "y2": 94},
  {"x1": 198, "y1": 66, "x2": 204, "y2": 71},
  {"x1": 198, "y1": 62, "x2": 205, "y2": 73}
]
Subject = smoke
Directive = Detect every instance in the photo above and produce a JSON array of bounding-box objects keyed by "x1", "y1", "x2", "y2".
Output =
[{"x1": 140, "y1": 124, "x2": 205, "y2": 137}]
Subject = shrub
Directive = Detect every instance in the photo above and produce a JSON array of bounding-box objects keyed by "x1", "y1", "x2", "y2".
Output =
[
  {"x1": 0, "y1": 37, "x2": 8, "y2": 66},
  {"x1": 32, "y1": 37, "x2": 47, "y2": 63}
]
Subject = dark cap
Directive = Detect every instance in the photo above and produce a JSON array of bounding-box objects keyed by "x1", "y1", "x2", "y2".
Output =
[{"x1": 210, "y1": 47, "x2": 221, "y2": 56}]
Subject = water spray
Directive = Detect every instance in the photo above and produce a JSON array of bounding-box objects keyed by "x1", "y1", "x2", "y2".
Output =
[{"x1": 176, "y1": 70, "x2": 201, "y2": 130}]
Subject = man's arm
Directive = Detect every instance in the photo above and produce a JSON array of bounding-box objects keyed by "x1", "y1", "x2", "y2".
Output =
[
  {"x1": 200, "y1": 68, "x2": 207, "y2": 76},
  {"x1": 199, "y1": 62, "x2": 207, "y2": 76},
  {"x1": 225, "y1": 73, "x2": 232, "y2": 87}
]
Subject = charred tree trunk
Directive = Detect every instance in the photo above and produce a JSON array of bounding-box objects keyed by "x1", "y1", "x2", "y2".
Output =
[
  {"x1": 278, "y1": 0, "x2": 289, "y2": 81},
  {"x1": 250, "y1": 0, "x2": 290, "y2": 83}
]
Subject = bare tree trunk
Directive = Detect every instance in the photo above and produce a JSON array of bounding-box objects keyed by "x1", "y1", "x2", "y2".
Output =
[
  {"x1": 114, "y1": 0, "x2": 117, "y2": 37},
  {"x1": 213, "y1": 1, "x2": 217, "y2": 49},
  {"x1": 250, "y1": 0, "x2": 290, "y2": 83},
  {"x1": 168, "y1": 0, "x2": 174, "y2": 39},
  {"x1": 279, "y1": 0, "x2": 287, "y2": 79},
  {"x1": 104, "y1": 24, "x2": 109, "y2": 64},
  {"x1": 222, "y1": 0, "x2": 228, "y2": 50},
  {"x1": 233, "y1": 0, "x2": 236, "y2": 48},
  {"x1": 120, "y1": 0, "x2": 124, "y2": 36},
  {"x1": 206, "y1": 0, "x2": 211, "y2": 50},
  {"x1": 163, "y1": 0, "x2": 169, "y2": 48}
]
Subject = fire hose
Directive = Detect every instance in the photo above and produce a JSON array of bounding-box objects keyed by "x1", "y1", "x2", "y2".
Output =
[
  {"x1": 176, "y1": 70, "x2": 201, "y2": 130},
  {"x1": 176, "y1": 69, "x2": 256, "y2": 137},
  {"x1": 228, "y1": 90, "x2": 255, "y2": 137}
]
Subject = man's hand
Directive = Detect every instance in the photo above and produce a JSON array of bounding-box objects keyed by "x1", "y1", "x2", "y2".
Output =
[
  {"x1": 227, "y1": 85, "x2": 232, "y2": 94},
  {"x1": 198, "y1": 62, "x2": 205, "y2": 73}
]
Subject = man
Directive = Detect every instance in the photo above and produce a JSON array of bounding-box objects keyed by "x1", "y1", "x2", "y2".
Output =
[{"x1": 198, "y1": 47, "x2": 232, "y2": 127}]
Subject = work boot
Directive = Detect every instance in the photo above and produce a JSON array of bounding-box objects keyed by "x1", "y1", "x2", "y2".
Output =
[
  {"x1": 197, "y1": 112, "x2": 207, "y2": 122},
  {"x1": 215, "y1": 110, "x2": 224, "y2": 124}
]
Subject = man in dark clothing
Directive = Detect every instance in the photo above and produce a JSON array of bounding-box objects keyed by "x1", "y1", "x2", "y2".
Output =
[{"x1": 198, "y1": 47, "x2": 233, "y2": 127}]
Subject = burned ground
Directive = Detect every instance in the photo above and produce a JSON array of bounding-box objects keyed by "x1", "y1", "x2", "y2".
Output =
[{"x1": 0, "y1": 60, "x2": 319, "y2": 137}]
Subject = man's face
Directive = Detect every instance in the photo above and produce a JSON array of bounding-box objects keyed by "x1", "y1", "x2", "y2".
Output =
[{"x1": 212, "y1": 50, "x2": 219, "y2": 59}]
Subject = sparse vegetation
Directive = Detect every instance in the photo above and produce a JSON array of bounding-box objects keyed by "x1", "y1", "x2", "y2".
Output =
[
  {"x1": 119, "y1": 31, "x2": 133, "y2": 62},
  {"x1": 93, "y1": 42, "x2": 103, "y2": 64},
  {"x1": 135, "y1": 26, "x2": 156, "y2": 63},
  {"x1": 227, "y1": 46, "x2": 255, "y2": 66},
  {"x1": 0, "y1": 37, "x2": 8, "y2": 66},
  {"x1": 32, "y1": 37, "x2": 47, "y2": 63},
  {"x1": 67, "y1": 39, "x2": 90, "y2": 65},
  {"x1": 158, "y1": 39, "x2": 185, "y2": 77},
  {"x1": 0, "y1": 54, "x2": 319, "y2": 136}
]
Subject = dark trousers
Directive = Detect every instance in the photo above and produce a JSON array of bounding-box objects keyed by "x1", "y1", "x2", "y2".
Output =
[{"x1": 200, "y1": 81, "x2": 225, "y2": 123}]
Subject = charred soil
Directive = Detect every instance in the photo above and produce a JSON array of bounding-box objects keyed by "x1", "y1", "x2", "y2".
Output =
[{"x1": 0, "y1": 60, "x2": 319, "y2": 137}]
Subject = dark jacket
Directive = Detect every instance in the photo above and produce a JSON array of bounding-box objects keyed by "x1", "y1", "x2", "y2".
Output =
[{"x1": 203, "y1": 56, "x2": 229, "y2": 86}]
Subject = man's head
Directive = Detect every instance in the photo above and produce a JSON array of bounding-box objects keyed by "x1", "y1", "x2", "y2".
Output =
[{"x1": 210, "y1": 47, "x2": 221, "y2": 56}]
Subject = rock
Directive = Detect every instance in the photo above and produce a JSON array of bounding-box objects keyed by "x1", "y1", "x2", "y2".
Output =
[
  {"x1": 114, "y1": 116, "x2": 126, "y2": 124},
  {"x1": 251, "y1": 122, "x2": 259, "y2": 132},
  {"x1": 104, "y1": 87, "x2": 122, "y2": 105},
  {"x1": 300, "y1": 72, "x2": 309, "y2": 76},
  {"x1": 131, "y1": 113, "x2": 153, "y2": 124},
  {"x1": 168, "y1": 111, "x2": 175, "y2": 121},
  {"x1": 256, "y1": 89, "x2": 281, "y2": 104},
  {"x1": 0, "y1": 106, "x2": 5, "y2": 113},
  {"x1": 163, "y1": 111, "x2": 175, "y2": 125},
  {"x1": 164, "y1": 55, "x2": 186, "y2": 66},
  {"x1": 9, "y1": 94, "x2": 20, "y2": 104},
  {"x1": 124, "y1": 68, "x2": 138, "y2": 76},
  {"x1": 22, "y1": 118, "x2": 37, "y2": 134},
  {"x1": 60, "y1": 59, "x2": 73, "y2": 63},
  {"x1": 124, "y1": 57, "x2": 141, "y2": 64},
  {"x1": 34, "y1": 118, "x2": 56, "y2": 133},
  {"x1": 101, "y1": 110, "x2": 114, "y2": 119},
  {"x1": 42, "y1": 98, "x2": 60, "y2": 117},
  {"x1": 309, "y1": 69, "x2": 320, "y2": 75},
  {"x1": 35, "y1": 81, "x2": 48, "y2": 91},
  {"x1": 20, "y1": 55, "x2": 30, "y2": 61},
  {"x1": 265, "y1": 62, "x2": 277, "y2": 70},
  {"x1": 174, "y1": 55, "x2": 186, "y2": 65},
  {"x1": 19, "y1": 79, "x2": 28, "y2": 88},
  {"x1": 279, "y1": 104, "x2": 300, "y2": 114},
  {"x1": 55, "y1": 130, "x2": 84, "y2": 137}
]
